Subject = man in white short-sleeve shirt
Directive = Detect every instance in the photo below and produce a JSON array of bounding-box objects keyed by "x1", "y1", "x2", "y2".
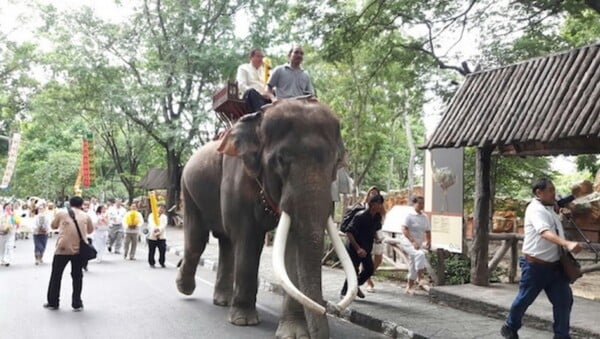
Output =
[
  {"x1": 400, "y1": 196, "x2": 431, "y2": 294},
  {"x1": 501, "y1": 178, "x2": 581, "y2": 339}
]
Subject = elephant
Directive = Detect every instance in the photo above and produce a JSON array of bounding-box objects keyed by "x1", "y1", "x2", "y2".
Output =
[{"x1": 176, "y1": 100, "x2": 358, "y2": 339}]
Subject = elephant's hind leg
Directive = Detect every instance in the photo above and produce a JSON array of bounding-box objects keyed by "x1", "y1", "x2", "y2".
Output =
[{"x1": 176, "y1": 189, "x2": 210, "y2": 296}]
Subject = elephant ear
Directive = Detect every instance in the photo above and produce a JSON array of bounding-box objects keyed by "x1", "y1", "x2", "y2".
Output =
[{"x1": 217, "y1": 112, "x2": 263, "y2": 176}]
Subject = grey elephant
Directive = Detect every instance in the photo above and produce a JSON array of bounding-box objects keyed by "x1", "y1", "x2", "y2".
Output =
[{"x1": 176, "y1": 100, "x2": 358, "y2": 339}]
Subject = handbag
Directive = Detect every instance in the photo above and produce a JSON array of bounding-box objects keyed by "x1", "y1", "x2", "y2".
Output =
[
  {"x1": 67, "y1": 208, "x2": 97, "y2": 261},
  {"x1": 555, "y1": 227, "x2": 582, "y2": 283},
  {"x1": 559, "y1": 247, "x2": 582, "y2": 284}
]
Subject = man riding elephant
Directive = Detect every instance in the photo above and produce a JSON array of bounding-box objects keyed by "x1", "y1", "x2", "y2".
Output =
[{"x1": 177, "y1": 100, "x2": 357, "y2": 339}]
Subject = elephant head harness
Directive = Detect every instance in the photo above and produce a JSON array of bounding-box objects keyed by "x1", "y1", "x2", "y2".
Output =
[{"x1": 254, "y1": 177, "x2": 281, "y2": 218}]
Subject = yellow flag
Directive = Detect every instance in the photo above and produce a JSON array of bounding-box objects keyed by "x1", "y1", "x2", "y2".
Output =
[
  {"x1": 149, "y1": 191, "x2": 159, "y2": 227},
  {"x1": 263, "y1": 57, "x2": 272, "y2": 84}
]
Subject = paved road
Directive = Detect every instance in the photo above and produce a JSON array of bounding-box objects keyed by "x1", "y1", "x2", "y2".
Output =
[{"x1": 0, "y1": 236, "x2": 386, "y2": 339}]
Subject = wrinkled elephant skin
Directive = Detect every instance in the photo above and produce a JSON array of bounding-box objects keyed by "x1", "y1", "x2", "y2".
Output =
[{"x1": 177, "y1": 101, "x2": 345, "y2": 339}]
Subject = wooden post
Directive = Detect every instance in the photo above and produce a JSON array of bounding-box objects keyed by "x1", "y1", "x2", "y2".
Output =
[
  {"x1": 436, "y1": 248, "x2": 446, "y2": 286},
  {"x1": 509, "y1": 238, "x2": 518, "y2": 283},
  {"x1": 471, "y1": 146, "x2": 492, "y2": 286}
]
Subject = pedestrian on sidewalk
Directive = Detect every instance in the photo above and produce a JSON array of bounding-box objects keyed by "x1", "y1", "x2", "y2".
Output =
[
  {"x1": 81, "y1": 200, "x2": 93, "y2": 272},
  {"x1": 107, "y1": 198, "x2": 126, "y2": 254},
  {"x1": 44, "y1": 196, "x2": 94, "y2": 311},
  {"x1": 33, "y1": 202, "x2": 50, "y2": 265},
  {"x1": 0, "y1": 203, "x2": 17, "y2": 266},
  {"x1": 501, "y1": 178, "x2": 582, "y2": 339},
  {"x1": 400, "y1": 196, "x2": 431, "y2": 294},
  {"x1": 340, "y1": 193, "x2": 385, "y2": 299},
  {"x1": 360, "y1": 186, "x2": 386, "y2": 293},
  {"x1": 92, "y1": 205, "x2": 109, "y2": 262},
  {"x1": 146, "y1": 203, "x2": 168, "y2": 268},
  {"x1": 122, "y1": 202, "x2": 143, "y2": 260}
]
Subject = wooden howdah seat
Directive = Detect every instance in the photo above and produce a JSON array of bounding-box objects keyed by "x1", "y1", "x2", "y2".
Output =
[{"x1": 212, "y1": 81, "x2": 247, "y2": 127}]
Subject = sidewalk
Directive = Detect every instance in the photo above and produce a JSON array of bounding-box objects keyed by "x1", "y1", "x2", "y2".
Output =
[{"x1": 166, "y1": 226, "x2": 600, "y2": 339}]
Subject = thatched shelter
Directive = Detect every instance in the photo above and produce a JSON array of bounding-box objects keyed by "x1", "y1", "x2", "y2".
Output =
[{"x1": 424, "y1": 43, "x2": 600, "y2": 285}]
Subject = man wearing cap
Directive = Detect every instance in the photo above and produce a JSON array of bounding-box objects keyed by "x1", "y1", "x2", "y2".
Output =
[{"x1": 340, "y1": 193, "x2": 385, "y2": 299}]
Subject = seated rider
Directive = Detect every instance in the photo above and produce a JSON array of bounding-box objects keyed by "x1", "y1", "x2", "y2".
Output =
[
  {"x1": 266, "y1": 45, "x2": 315, "y2": 102},
  {"x1": 236, "y1": 48, "x2": 271, "y2": 113}
]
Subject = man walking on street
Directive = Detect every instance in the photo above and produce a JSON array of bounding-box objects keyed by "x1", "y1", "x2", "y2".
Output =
[
  {"x1": 107, "y1": 199, "x2": 126, "y2": 254},
  {"x1": 123, "y1": 202, "x2": 143, "y2": 260},
  {"x1": 501, "y1": 178, "x2": 582, "y2": 339},
  {"x1": 147, "y1": 203, "x2": 168, "y2": 268},
  {"x1": 43, "y1": 196, "x2": 94, "y2": 311},
  {"x1": 340, "y1": 194, "x2": 385, "y2": 299}
]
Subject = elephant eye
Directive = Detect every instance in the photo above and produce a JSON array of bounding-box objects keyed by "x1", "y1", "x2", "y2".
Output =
[{"x1": 271, "y1": 151, "x2": 290, "y2": 175}]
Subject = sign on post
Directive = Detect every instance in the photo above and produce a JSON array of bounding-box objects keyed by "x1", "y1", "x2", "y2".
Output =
[{"x1": 425, "y1": 148, "x2": 464, "y2": 253}]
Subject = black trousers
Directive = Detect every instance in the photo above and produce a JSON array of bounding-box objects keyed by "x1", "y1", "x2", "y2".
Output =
[
  {"x1": 47, "y1": 254, "x2": 84, "y2": 308},
  {"x1": 147, "y1": 239, "x2": 166, "y2": 266},
  {"x1": 243, "y1": 89, "x2": 269, "y2": 113},
  {"x1": 340, "y1": 245, "x2": 374, "y2": 295}
]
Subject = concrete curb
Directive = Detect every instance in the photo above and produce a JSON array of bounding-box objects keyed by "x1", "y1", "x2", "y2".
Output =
[
  {"x1": 430, "y1": 288, "x2": 598, "y2": 339},
  {"x1": 167, "y1": 245, "x2": 428, "y2": 339}
]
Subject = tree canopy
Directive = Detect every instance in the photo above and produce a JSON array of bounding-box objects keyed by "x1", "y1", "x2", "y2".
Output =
[{"x1": 1, "y1": 0, "x2": 599, "y2": 211}]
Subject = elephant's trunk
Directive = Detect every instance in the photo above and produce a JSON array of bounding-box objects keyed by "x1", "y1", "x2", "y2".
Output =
[
  {"x1": 272, "y1": 213, "x2": 358, "y2": 314},
  {"x1": 272, "y1": 212, "x2": 326, "y2": 314}
]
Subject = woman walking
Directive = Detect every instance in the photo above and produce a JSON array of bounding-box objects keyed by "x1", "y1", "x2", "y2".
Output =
[
  {"x1": 33, "y1": 202, "x2": 50, "y2": 265},
  {"x1": 92, "y1": 205, "x2": 109, "y2": 262},
  {"x1": 0, "y1": 203, "x2": 17, "y2": 266}
]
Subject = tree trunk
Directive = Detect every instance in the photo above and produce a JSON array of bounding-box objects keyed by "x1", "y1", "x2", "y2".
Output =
[
  {"x1": 471, "y1": 146, "x2": 492, "y2": 286},
  {"x1": 166, "y1": 149, "x2": 182, "y2": 226},
  {"x1": 403, "y1": 107, "x2": 415, "y2": 200}
]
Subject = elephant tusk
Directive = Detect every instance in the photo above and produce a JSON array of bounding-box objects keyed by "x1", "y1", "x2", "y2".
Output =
[
  {"x1": 272, "y1": 211, "x2": 326, "y2": 315},
  {"x1": 327, "y1": 217, "x2": 358, "y2": 310}
]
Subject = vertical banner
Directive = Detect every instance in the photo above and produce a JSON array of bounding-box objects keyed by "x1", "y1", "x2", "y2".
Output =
[
  {"x1": 1, "y1": 133, "x2": 22, "y2": 189},
  {"x1": 424, "y1": 148, "x2": 464, "y2": 253},
  {"x1": 81, "y1": 133, "x2": 94, "y2": 188},
  {"x1": 149, "y1": 191, "x2": 160, "y2": 226}
]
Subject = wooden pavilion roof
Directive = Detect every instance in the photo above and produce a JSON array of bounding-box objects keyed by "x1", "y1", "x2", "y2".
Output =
[{"x1": 424, "y1": 43, "x2": 600, "y2": 156}]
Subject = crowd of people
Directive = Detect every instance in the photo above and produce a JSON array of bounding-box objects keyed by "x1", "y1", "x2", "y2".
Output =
[
  {"x1": 340, "y1": 187, "x2": 432, "y2": 298},
  {"x1": 0, "y1": 195, "x2": 169, "y2": 311},
  {"x1": 339, "y1": 179, "x2": 580, "y2": 339}
]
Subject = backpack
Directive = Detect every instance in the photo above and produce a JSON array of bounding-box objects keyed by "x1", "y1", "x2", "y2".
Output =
[{"x1": 339, "y1": 204, "x2": 366, "y2": 232}]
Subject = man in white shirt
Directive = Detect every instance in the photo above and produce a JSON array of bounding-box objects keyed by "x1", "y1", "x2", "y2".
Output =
[
  {"x1": 236, "y1": 48, "x2": 270, "y2": 113},
  {"x1": 147, "y1": 203, "x2": 168, "y2": 268},
  {"x1": 501, "y1": 178, "x2": 581, "y2": 339},
  {"x1": 400, "y1": 196, "x2": 431, "y2": 294},
  {"x1": 106, "y1": 199, "x2": 127, "y2": 254}
]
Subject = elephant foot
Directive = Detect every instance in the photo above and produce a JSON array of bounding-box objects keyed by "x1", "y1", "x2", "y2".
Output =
[
  {"x1": 213, "y1": 291, "x2": 231, "y2": 306},
  {"x1": 275, "y1": 319, "x2": 310, "y2": 339},
  {"x1": 176, "y1": 270, "x2": 196, "y2": 295},
  {"x1": 228, "y1": 306, "x2": 260, "y2": 326}
]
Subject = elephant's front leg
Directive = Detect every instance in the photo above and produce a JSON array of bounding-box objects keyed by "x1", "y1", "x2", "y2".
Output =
[
  {"x1": 213, "y1": 236, "x2": 234, "y2": 306},
  {"x1": 228, "y1": 232, "x2": 265, "y2": 326}
]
